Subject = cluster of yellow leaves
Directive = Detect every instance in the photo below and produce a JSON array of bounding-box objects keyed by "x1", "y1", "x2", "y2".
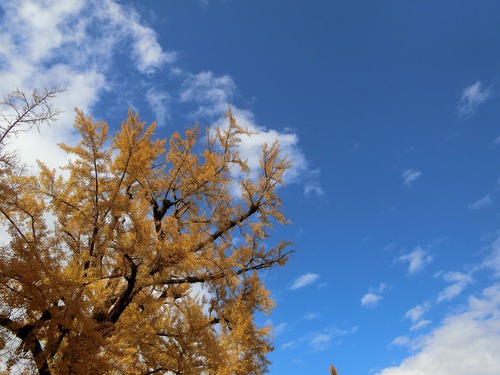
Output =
[{"x1": 0, "y1": 107, "x2": 291, "y2": 374}]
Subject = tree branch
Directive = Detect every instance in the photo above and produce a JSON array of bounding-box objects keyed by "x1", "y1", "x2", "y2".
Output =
[{"x1": 155, "y1": 249, "x2": 292, "y2": 287}]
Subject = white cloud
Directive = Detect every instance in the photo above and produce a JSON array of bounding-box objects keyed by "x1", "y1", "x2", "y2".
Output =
[
  {"x1": 0, "y1": 0, "x2": 171, "y2": 88},
  {"x1": 405, "y1": 303, "x2": 431, "y2": 323},
  {"x1": 0, "y1": 0, "x2": 321, "y2": 198},
  {"x1": 492, "y1": 136, "x2": 500, "y2": 147},
  {"x1": 97, "y1": 0, "x2": 176, "y2": 74},
  {"x1": 361, "y1": 293, "x2": 382, "y2": 307},
  {"x1": 304, "y1": 182, "x2": 325, "y2": 197},
  {"x1": 458, "y1": 81, "x2": 492, "y2": 118},
  {"x1": 384, "y1": 242, "x2": 398, "y2": 251},
  {"x1": 2, "y1": 0, "x2": 86, "y2": 62},
  {"x1": 280, "y1": 326, "x2": 357, "y2": 352},
  {"x1": 280, "y1": 340, "x2": 297, "y2": 350},
  {"x1": 483, "y1": 234, "x2": 500, "y2": 278},
  {"x1": 397, "y1": 247, "x2": 433, "y2": 275},
  {"x1": 402, "y1": 169, "x2": 422, "y2": 187},
  {"x1": 179, "y1": 71, "x2": 237, "y2": 117},
  {"x1": 177, "y1": 70, "x2": 322, "y2": 195},
  {"x1": 273, "y1": 322, "x2": 288, "y2": 336},
  {"x1": 308, "y1": 326, "x2": 357, "y2": 350},
  {"x1": 264, "y1": 319, "x2": 287, "y2": 336},
  {"x1": 436, "y1": 271, "x2": 474, "y2": 302},
  {"x1": 290, "y1": 273, "x2": 320, "y2": 290},
  {"x1": 410, "y1": 320, "x2": 431, "y2": 331},
  {"x1": 0, "y1": 0, "x2": 173, "y2": 170},
  {"x1": 389, "y1": 335, "x2": 410, "y2": 347},
  {"x1": 468, "y1": 194, "x2": 493, "y2": 210},
  {"x1": 377, "y1": 283, "x2": 390, "y2": 292},
  {"x1": 210, "y1": 107, "x2": 321, "y2": 195},
  {"x1": 3, "y1": 70, "x2": 106, "y2": 171},
  {"x1": 361, "y1": 283, "x2": 389, "y2": 307},
  {"x1": 146, "y1": 88, "x2": 171, "y2": 126},
  {"x1": 377, "y1": 284, "x2": 500, "y2": 375},
  {"x1": 309, "y1": 333, "x2": 332, "y2": 350},
  {"x1": 303, "y1": 168, "x2": 324, "y2": 196},
  {"x1": 302, "y1": 312, "x2": 319, "y2": 320},
  {"x1": 403, "y1": 302, "x2": 432, "y2": 331}
]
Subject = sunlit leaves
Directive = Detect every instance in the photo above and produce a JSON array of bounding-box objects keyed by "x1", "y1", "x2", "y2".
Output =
[{"x1": 0, "y1": 107, "x2": 291, "y2": 374}]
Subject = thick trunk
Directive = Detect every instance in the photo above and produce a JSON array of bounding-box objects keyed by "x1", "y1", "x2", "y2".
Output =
[
  {"x1": 108, "y1": 254, "x2": 139, "y2": 323},
  {"x1": 32, "y1": 338, "x2": 51, "y2": 375}
]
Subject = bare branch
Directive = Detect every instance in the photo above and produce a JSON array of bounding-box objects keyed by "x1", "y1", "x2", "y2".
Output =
[{"x1": 0, "y1": 86, "x2": 65, "y2": 146}]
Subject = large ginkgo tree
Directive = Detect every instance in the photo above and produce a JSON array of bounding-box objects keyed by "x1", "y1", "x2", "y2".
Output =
[{"x1": 0, "y1": 88, "x2": 292, "y2": 375}]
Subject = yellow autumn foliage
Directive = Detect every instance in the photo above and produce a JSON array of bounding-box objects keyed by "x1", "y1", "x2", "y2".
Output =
[{"x1": 0, "y1": 91, "x2": 291, "y2": 375}]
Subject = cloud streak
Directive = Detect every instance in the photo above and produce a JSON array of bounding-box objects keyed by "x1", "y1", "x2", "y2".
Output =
[
  {"x1": 361, "y1": 293, "x2": 382, "y2": 307},
  {"x1": 402, "y1": 169, "x2": 422, "y2": 187},
  {"x1": 468, "y1": 194, "x2": 493, "y2": 210},
  {"x1": 280, "y1": 325, "x2": 357, "y2": 351},
  {"x1": 405, "y1": 303, "x2": 432, "y2": 331},
  {"x1": 361, "y1": 283, "x2": 389, "y2": 307},
  {"x1": 482, "y1": 234, "x2": 500, "y2": 278},
  {"x1": 458, "y1": 81, "x2": 492, "y2": 118},
  {"x1": 290, "y1": 273, "x2": 320, "y2": 290},
  {"x1": 146, "y1": 88, "x2": 171, "y2": 126},
  {"x1": 179, "y1": 71, "x2": 237, "y2": 117},
  {"x1": 397, "y1": 247, "x2": 433, "y2": 275},
  {"x1": 436, "y1": 271, "x2": 474, "y2": 303}
]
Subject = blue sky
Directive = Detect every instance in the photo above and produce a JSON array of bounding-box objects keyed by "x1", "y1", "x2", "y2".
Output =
[{"x1": 1, "y1": 1, "x2": 500, "y2": 374}]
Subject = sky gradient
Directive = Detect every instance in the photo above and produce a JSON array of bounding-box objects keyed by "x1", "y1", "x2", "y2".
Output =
[{"x1": 1, "y1": 1, "x2": 500, "y2": 374}]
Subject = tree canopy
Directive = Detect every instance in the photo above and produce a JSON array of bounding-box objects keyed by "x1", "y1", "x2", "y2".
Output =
[{"x1": 0, "y1": 89, "x2": 292, "y2": 374}]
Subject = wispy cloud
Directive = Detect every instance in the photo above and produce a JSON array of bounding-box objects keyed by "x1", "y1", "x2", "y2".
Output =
[
  {"x1": 176, "y1": 68, "x2": 323, "y2": 196},
  {"x1": 280, "y1": 340, "x2": 297, "y2": 350},
  {"x1": 410, "y1": 320, "x2": 432, "y2": 331},
  {"x1": 301, "y1": 312, "x2": 320, "y2": 320},
  {"x1": 405, "y1": 303, "x2": 432, "y2": 331},
  {"x1": 405, "y1": 303, "x2": 430, "y2": 322},
  {"x1": 397, "y1": 246, "x2": 433, "y2": 275},
  {"x1": 100, "y1": 0, "x2": 176, "y2": 73},
  {"x1": 280, "y1": 326, "x2": 358, "y2": 351},
  {"x1": 491, "y1": 136, "x2": 500, "y2": 147},
  {"x1": 309, "y1": 333, "x2": 333, "y2": 350},
  {"x1": 458, "y1": 81, "x2": 492, "y2": 118},
  {"x1": 482, "y1": 234, "x2": 500, "y2": 278},
  {"x1": 304, "y1": 181, "x2": 325, "y2": 197},
  {"x1": 445, "y1": 131, "x2": 461, "y2": 141},
  {"x1": 377, "y1": 284, "x2": 500, "y2": 375},
  {"x1": 179, "y1": 71, "x2": 237, "y2": 117},
  {"x1": 361, "y1": 293, "x2": 383, "y2": 307},
  {"x1": 436, "y1": 271, "x2": 474, "y2": 302},
  {"x1": 0, "y1": 1, "x2": 322, "y2": 197},
  {"x1": 146, "y1": 88, "x2": 171, "y2": 126},
  {"x1": 303, "y1": 168, "x2": 324, "y2": 197},
  {"x1": 265, "y1": 320, "x2": 287, "y2": 336},
  {"x1": 402, "y1": 169, "x2": 422, "y2": 187},
  {"x1": 361, "y1": 283, "x2": 390, "y2": 307},
  {"x1": 384, "y1": 242, "x2": 398, "y2": 252},
  {"x1": 467, "y1": 194, "x2": 493, "y2": 210},
  {"x1": 389, "y1": 335, "x2": 411, "y2": 347},
  {"x1": 0, "y1": 0, "x2": 173, "y2": 170},
  {"x1": 290, "y1": 273, "x2": 320, "y2": 290}
]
